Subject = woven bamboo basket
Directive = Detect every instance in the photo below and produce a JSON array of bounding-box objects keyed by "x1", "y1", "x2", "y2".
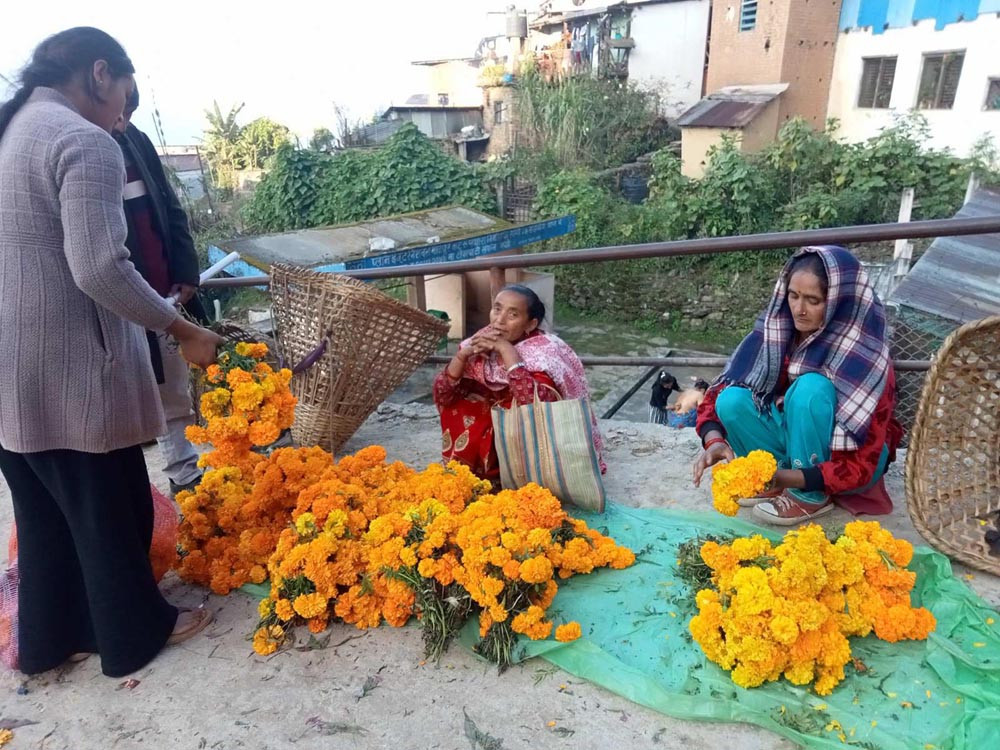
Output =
[
  {"x1": 269, "y1": 264, "x2": 449, "y2": 453},
  {"x1": 905, "y1": 315, "x2": 1000, "y2": 575},
  {"x1": 191, "y1": 320, "x2": 279, "y2": 427}
]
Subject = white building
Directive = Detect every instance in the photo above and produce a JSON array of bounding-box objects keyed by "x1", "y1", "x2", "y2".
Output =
[
  {"x1": 530, "y1": 0, "x2": 712, "y2": 118},
  {"x1": 828, "y1": 0, "x2": 1000, "y2": 155}
]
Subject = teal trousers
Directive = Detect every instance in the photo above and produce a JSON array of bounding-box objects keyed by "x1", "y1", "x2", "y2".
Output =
[{"x1": 715, "y1": 373, "x2": 887, "y2": 505}]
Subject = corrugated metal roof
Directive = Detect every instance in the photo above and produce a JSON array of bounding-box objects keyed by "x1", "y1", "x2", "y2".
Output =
[
  {"x1": 677, "y1": 84, "x2": 787, "y2": 128},
  {"x1": 677, "y1": 99, "x2": 767, "y2": 128},
  {"x1": 160, "y1": 153, "x2": 202, "y2": 173},
  {"x1": 888, "y1": 187, "x2": 1000, "y2": 324}
]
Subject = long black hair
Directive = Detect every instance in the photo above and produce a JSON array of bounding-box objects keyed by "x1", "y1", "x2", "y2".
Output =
[
  {"x1": 0, "y1": 27, "x2": 134, "y2": 141},
  {"x1": 501, "y1": 284, "x2": 546, "y2": 326}
]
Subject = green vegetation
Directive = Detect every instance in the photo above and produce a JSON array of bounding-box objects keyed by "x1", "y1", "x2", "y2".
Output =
[{"x1": 242, "y1": 124, "x2": 495, "y2": 233}]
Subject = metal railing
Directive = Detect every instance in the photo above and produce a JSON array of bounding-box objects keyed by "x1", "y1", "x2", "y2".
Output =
[
  {"x1": 202, "y1": 214, "x2": 1000, "y2": 289},
  {"x1": 202, "y1": 215, "x2": 1000, "y2": 411}
]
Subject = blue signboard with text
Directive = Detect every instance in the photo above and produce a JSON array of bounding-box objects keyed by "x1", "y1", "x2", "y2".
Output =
[
  {"x1": 340, "y1": 215, "x2": 576, "y2": 271},
  {"x1": 207, "y1": 215, "x2": 576, "y2": 279}
]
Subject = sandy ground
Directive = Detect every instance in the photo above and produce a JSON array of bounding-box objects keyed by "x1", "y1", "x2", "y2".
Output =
[{"x1": 1, "y1": 405, "x2": 998, "y2": 750}]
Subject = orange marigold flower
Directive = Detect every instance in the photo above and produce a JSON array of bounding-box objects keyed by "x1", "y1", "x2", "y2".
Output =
[
  {"x1": 293, "y1": 592, "x2": 328, "y2": 620},
  {"x1": 555, "y1": 622, "x2": 582, "y2": 642}
]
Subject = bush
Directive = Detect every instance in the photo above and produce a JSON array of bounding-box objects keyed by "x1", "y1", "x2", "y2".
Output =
[{"x1": 243, "y1": 124, "x2": 495, "y2": 234}]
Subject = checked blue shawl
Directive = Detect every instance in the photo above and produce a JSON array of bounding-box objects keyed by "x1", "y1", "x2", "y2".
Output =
[{"x1": 718, "y1": 246, "x2": 891, "y2": 451}]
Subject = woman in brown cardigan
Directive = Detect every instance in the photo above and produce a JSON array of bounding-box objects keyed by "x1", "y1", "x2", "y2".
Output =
[{"x1": 0, "y1": 28, "x2": 222, "y2": 676}]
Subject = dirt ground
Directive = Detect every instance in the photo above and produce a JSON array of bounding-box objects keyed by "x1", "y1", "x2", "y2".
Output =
[{"x1": 1, "y1": 405, "x2": 998, "y2": 750}]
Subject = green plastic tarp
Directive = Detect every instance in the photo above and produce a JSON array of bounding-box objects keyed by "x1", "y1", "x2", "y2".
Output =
[
  {"x1": 244, "y1": 503, "x2": 1000, "y2": 749},
  {"x1": 457, "y1": 504, "x2": 1000, "y2": 750}
]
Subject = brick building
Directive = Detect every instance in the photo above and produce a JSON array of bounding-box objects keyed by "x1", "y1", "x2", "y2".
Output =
[
  {"x1": 679, "y1": 0, "x2": 843, "y2": 174},
  {"x1": 707, "y1": 0, "x2": 843, "y2": 128}
]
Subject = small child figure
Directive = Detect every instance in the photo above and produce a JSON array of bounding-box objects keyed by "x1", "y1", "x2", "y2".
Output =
[{"x1": 666, "y1": 379, "x2": 710, "y2": 428}]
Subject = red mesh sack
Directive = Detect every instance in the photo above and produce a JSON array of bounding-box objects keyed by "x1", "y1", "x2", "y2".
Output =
[{"x1": 0, "y1": 562, "x2": 19, "y2": 670}]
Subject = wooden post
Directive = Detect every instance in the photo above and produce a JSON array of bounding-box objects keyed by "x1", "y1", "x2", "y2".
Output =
[
  {"x1": 406, "y1": 275, "x2": 427, "y2": 311},
  {"x1": 489, "y1": 266, "x2": 506, "y2": 298},
  {"x1": 893, "y1": 188, "x2": 915, "y2": 282}
]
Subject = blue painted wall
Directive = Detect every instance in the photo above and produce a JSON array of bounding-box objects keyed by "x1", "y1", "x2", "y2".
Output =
[{"x1": 841, "y1": 0, "x2": 997, "y2": 32}]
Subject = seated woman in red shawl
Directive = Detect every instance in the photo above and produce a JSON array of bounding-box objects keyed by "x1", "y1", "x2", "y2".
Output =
[
  {"x1": 433, "y1": 285, "x2": 604, "y2": 483},
  {"x1": 691, "y1": 247, "x2": 903, "y2": 526}
]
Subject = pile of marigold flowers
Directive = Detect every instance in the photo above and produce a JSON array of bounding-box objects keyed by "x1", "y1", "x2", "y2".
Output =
[
  {"x1": 711, "y1": 450, "x2": 777, "y2": 516},
  {"x1": 252, "y1": 446, "x2": 635, "y2": 666},
  {"x1": 688, "y1": 521, "x2": 936, "y2": 695},
  {"x1": 178, "y1": 344, "x2": 635, "y2": 663},
  {"x1": 176, "y1": 342, "x2": 317, "y2": 594}
]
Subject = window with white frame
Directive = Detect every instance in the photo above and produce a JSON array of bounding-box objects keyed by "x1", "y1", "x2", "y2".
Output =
[
  {"x1": 740, "y1": 0, "x2": 758, "y2": 31},
  {"x1": 917, "y1": 51, "x2": 965, "y2": 110},
  {"x1": 857, "y1": 57, "x2": 897, "y2": 109}
]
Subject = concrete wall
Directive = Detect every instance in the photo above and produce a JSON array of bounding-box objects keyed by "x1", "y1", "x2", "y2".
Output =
[
  {"x1": 681, "y1": 127, "x2": 738, "y2": 177},
  {"x1": 420, "y1": 60, "x2": 482, "y2": 107},
  {"x1": 741, "y1": 98, "x2": 783, "y2": 151},
  {"x1": 483, "y1": 86, "x2": 516, "y2": 158},
  {"x1": 680, "y1": 98, "x2": 781, "y2": 176},
  {"x1": 827, "y1": 15, "x2": 1000, "y2": 155},
  {"x1": 627, "y1": 1, "x2": 712, "y2": 117},
  {"x1": 707, "y1": 0, "x2": 842, "y2": 128}
]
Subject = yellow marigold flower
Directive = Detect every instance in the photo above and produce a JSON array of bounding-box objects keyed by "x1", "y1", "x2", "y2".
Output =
[
  {"x1": 417, "y1": 558, "x2": 437, "y2": 578},
  {"x1": 520, "y1": 555, "x2": 554, "y2": 585},
  {"x1": 275, "y1": 598, "x2": 295, "y2": 622},
  {"x1": 252, "y1": 624, "x2": 284, "y2": 655},
  {"x1": 258, "y1": 598, "x2": 274, "y2": 618},
  {"x1": 295, "y1": 513, "x2": 317, "y2": 538},
  {"x1": 555, "y1": 622, "x2": 582, "y2": 642},
  {"x1": 293, "y1": 592, "x2": 328, "y2": 620},
  {"x1": 399, "y1": 546, "x2": 417, "y2": 568},
  {"x1": 710, "y1": 450, "x2": 777, "y2": 516}
]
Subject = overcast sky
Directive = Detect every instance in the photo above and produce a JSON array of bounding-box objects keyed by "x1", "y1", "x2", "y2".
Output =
[{"x1": 1, "y1": 0, "x2": 506, "y2": 144}]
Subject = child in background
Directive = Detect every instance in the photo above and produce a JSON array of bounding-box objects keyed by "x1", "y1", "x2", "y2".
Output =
[{"x1": 667, "y1": 379, "x2": 710, "y2": 428}]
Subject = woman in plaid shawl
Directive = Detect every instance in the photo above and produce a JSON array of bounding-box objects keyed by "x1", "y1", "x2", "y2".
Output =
[{"x1": 692, "y1": 246, "x2": 903, "y2": 526}]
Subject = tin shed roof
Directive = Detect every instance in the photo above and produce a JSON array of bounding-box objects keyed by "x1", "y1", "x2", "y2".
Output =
[
  {"x1": 677, "y1": 84, "x2": 788, "y2": 129},
  {"x1": 888, "y1": 186, "x2": 1000, "y2": 324}
]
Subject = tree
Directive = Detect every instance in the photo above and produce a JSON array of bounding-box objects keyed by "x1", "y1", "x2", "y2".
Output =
[
  {"x1": 309, "y1": 127, "x2": 336, "y2": 153},
  {"x1": 202, "y1": 101, "x2": 245, "y2": 192},
  {"x1": 237, "y1": 117, "x2": 292, "y2": 170}
]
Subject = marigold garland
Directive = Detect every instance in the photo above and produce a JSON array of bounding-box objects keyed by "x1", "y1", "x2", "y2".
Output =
[
  {"x1": 688, "y1": 521, "x2": 936, "y2": 695},
  {"x1": 711, "y1": 450, "x2": 778, "y2": 516}
]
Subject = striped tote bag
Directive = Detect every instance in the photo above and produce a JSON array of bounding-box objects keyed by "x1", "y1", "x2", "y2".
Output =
[{"x1": 491, "y1": 391, "x2": 606, "y2": 513}]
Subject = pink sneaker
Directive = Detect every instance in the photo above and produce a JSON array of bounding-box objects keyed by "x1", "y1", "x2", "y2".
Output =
[{"x1": 752, "y1": 492, "x2": 833, "y2": 526}]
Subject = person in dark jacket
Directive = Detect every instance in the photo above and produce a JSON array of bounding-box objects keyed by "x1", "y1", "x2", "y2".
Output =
[
  {"x1": 113, "y1": 86, "x2": 206, "y2": 496},
  {"x1": 648, "y1": 370, "x2": 680, "y2": 425}
]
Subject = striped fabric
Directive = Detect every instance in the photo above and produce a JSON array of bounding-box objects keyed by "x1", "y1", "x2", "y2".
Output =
[{"x1": 492, "y1": 395, "x2": 606, "y2": 513}]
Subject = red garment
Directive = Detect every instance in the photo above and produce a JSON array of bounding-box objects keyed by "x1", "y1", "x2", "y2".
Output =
[
  {"x1": 696, "y1": 365, "x2": 903, "y2": 499},
  {"x1": 433, "y1": 368, "x2": 558, "y2": 481},
  {"x1": 123, "y1": 163, "x2": 171, "y2": 296}
]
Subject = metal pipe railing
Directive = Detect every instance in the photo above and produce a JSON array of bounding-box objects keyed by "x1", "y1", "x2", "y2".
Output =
[
  {"x1": 423, "y1": 355, "x2": 933, "y2": 371},
  {"x1": 201, "y1": 215, "x2": 1000, "y2": 288}
]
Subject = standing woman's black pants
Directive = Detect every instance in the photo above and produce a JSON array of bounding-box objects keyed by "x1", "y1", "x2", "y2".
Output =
[{"x1": 0, "y1": 444, "x2": 177, "y2": 676}]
